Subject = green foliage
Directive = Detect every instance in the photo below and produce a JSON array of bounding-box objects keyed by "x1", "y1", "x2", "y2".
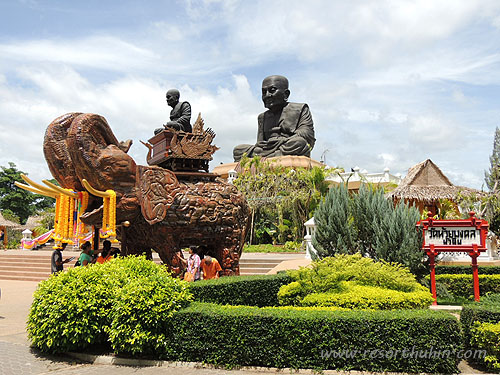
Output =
[
  {"x1": 189, "y1": 273, "x2": 293, "y2": 307},
  {"x1": 158, "y1": 302, "x2": 462, "y2": 373},
  {"x1": 312, "y1": 184, "x2": 356, "y2": 257},
  {"x1": 435, "y1": 265, "x2": 500, "y2": 275},
  {"x1": 312, "y1": 185, "x2": 424, "y2": 277},
  {"x1": 0, "y1": 163, "x2": 55, "y2": 224},
  {"x1": 470, "y1": 322, "x2": 500, "y2": 372},
  {"x1": 298, "y1": 285, "x2": 433, "y2": 310},
  {"x1": 429, "y1": 274, "x2": 500, "y2": 299},
  {"x1": 6, "y1": 226, "x2": 22, "y2": 248},
  {"x1": 2, "y1": 209, "x2": 20, "y2": 224},
  {"x1": 234, "y1": 156, "x2": 330, "y2": 244},
  {"x1": 27, "y1": 256, "x2": 191, "y2": 353},
  {"x1": 486, "y1": 127, "x2": 500, "y2": 191},
  {"x1": 278, "y1": 254, "x2": 431, "y2": 309}
]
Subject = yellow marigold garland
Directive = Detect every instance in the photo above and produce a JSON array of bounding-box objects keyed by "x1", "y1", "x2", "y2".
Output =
[{"x1": 101, "y1": 190, "x2": 117, "y2": 242}]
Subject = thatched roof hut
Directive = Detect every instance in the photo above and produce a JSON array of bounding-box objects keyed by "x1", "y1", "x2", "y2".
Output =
[
  {"x1": 23, "y1": 215, "x2": 43, "y2": 230},
  {"x1": 0, "y1": 211, "x2": 21, "y2": 228},
  {"x1": 387, "y1": 159, "x2": 483, "y2": 213}
]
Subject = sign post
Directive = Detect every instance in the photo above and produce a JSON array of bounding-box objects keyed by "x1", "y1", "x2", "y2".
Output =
[{"x1": 417, "y1": 212, "x2": 488, "y2": 304}]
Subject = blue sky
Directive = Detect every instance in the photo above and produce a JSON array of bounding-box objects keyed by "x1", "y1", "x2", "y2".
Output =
[{"x1": 1, "y1": 0, "x2": 500, "y2": 189}]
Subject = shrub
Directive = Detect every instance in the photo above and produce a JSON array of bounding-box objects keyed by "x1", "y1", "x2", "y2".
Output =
[
  {"x1": 278, "y1": 254, "x2": 432, "y2": 309},
  {"x1": 312, "y1": 185, "x2": 425, "y2": 278},
  {"x1": 27, "y1": 256, "x2": 191, "y2": 353},
  {"x1": 461, "y1": 304, "x2": 500, "y2": 350},
  {"x1": 298, "y1": 285, "x2": 433, "y2": 310},
  {"x1": 430, "y1": 274, "x2": 500, "y2": 299},
  {"x1": 436, "y1": 265, "x2": 500, "y2": 275},
  {"x1": 189, "y1": 273, "x2": 292, "y2": 307},
  {"x1": 470, "y1": 322, "x2": 500, "y2": 371},
  {"x1": 157, "y1": 302, "x2": 462, "y2": 373}
]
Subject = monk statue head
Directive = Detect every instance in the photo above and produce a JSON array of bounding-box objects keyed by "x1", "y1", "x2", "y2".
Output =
[
  {"x1": 261, "y1": 75, "x2": 290, "y2": 112},
  {"x1": 166, "y1": 89, "x2": 180, "y2": 108}
]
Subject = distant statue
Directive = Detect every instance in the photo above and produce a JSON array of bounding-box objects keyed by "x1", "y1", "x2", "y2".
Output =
[
  {"x1": 154, "y1": 89, "x2": 192, "y2": 135},
  {"x1": 233, "y1": 75, "x2": 315, "y2": 162}
]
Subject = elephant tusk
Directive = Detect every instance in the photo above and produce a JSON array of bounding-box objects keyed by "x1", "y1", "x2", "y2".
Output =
[
  {"x1": 20, "y1": 174, "x2": 61, "y2": 198},
  {"x1": 42, "y1": 179, "x2": 78, "y2": 198},
  {"x1": 82, "y1": 179, "x2": 113, "y2": 197},
  {"x1": 14, "y1": 182, "x2": 58, "y2": 199}
]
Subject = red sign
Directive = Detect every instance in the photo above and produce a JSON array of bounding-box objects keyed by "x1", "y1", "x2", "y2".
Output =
[{"x1": 417, "y1": 212, "x2": 489, "y2": 304}]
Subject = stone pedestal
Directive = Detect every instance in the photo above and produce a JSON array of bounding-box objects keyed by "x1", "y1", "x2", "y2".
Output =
[{"x1": 212, "y1": 155, "x2": 325, "y2": 179}]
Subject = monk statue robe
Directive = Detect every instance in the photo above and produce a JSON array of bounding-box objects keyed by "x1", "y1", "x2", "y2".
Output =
[
  {"x1": 154, "y1": 88, "x2": 192, "y2": 135},
  {"x1": 233, "y1": 75, "x2": 315, "y2": 162}
]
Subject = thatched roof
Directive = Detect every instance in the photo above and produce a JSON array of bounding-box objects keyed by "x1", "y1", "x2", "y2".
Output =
[
  {"x1": 23, "y1": 215, "x2": 43, "y2": 230},
  {"x1": 0, "y1": 212, "x2": 21, "y2": 228},
  {"x1": 388, "y1": 159, "x2": 484, "y2": 204}
]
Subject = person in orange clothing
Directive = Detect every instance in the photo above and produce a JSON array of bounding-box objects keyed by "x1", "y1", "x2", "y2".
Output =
[
  {"x1": 200, "y1": 255, "x2": 222, "y2": 280},
  {"x1": 96, "y1": 240, "x2": 113, "y2": 264}
]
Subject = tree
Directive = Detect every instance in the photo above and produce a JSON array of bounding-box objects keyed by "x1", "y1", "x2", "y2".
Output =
[
  {"x1": 0, "y1": 163, "x2": 55, "y2": 224},
  {"x1": 312, "y1": 184, "x2": 357, "y2": 258},
  {"x1": 312, "y1": 184, "x2": 425, "y2": 277},
  {"x1": 485, "y1": 127, "x2": 500, "y2": 191},
  {"x1": 234, "y1": 156, "x2": 331, "y2": 244}
]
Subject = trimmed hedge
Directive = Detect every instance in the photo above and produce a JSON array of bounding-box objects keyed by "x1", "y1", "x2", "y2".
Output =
[
  {"x1": 430, "y1": 274, "x2": 500, "y2": 299},
  {"x1": 189, "y1": 273, "x2": 292, "y2": 306},
  {"x1": 297, "y1": 284, "x2": 433, "y2": 310},
  {"x1": 154, "y1": 302, "x2": 462, "y2": 373},
  {"x1": 470, "y1": 322, "x2": 500, "y2": 372},
  {"x1": 461, "y1": 303, "x2": 500, "y2": 348},
  {"x1": 436, "y1": 265, "x2": 500, "y2": 275},
  {"x1": 278, "y1": 254, "x2": 432, "y2": 309},
  {"x1": 27, "y1": 257, "x2": 192, "y2": 353}
]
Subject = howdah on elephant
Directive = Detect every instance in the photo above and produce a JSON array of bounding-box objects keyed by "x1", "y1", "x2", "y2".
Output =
[{"x1": 43, "y1": 112, "x2": 250, "y2": 275}]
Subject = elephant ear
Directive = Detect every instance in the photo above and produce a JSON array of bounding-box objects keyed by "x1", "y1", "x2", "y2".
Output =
[
  {"x1": 137, "y1": 165, "x2": 180, "y2": 225},
  {"x1": 66, "y1": 113, "x2": 136, "y2": 193},
  {"x1": 43, "y1": 112, "x2": 84, "y2": 190}
]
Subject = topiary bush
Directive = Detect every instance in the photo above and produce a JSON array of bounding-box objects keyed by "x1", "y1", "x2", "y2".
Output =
[
  {"x1": 189, "y1": 273, "x2": 292, "y2": 307},
  {"x1": 435, "y1": 265, "x2": 500, "y2": 275},
  {"x1": 299, "y1": 284, "x2": 433, "y2": 310},
  {"x1": 157, "y1": 302, "x2": 462, "y2": 373},
  {"x1": 278, "y1": 254, "x2": 432, "y2": 309},
  {"x1": 429, "y1": 274, "x2": 500, "y2": 299},
  {"x1": 470, "y1": 321, "x2": 500, "y2": 372},
  {"x1": 27, "y1": 256, "x2": 192, "y2": 353}
]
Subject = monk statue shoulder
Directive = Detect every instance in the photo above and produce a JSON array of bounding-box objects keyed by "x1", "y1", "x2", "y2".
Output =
[{"x1": 233, "y1": 75, "x2": 315, "y2": 162}]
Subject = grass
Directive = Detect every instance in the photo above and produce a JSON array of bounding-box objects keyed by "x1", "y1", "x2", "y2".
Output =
[{"x1": 243, "y1": 243, "x2": 305, "y2": 253}]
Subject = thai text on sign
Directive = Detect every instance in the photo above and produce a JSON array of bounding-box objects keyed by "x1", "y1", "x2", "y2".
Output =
[{"x1": 425, "y1": 227, "x2": 481, "y2": 246}]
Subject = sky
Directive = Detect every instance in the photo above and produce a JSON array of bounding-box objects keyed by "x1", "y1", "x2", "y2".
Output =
[{"x1": 1, "y1": 0, "x2": 500, "y2": 189}]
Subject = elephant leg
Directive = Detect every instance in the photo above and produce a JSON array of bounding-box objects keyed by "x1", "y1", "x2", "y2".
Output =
[
  {"x1": 154, "y1": 234, "x2": 184, "y2": 277},
  {"x1": 214, "y1": 236, "x2": 242, "y2": 276}
]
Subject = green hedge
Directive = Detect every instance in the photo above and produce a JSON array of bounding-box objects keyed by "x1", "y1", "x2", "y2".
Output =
[
  {"x1": 154, "y1": 302, "x2": 462, "y2": 373},
  {"x1": 27, "y1": 257, "x2": 192, "y2": 353},
  {"x1": 470, "y1": 322, "x2": 500, "y2": 372},
  {"x1": 297, "y1": 285, "x2": 433, "y2": 310},
  {"x1": 189, "y1": 273, "x2": 292, "y2": 307},
  {"x1": 278, "y1": 254, "x2": 432, "y2": 309},
  {"x1": 436, "y1": 265, "x2": 500, "y2": 275},
  {"x1": 430, "y1": 274, "x2": 500, "y2": 299},
  {"x1": 461, "y1": 303, "x2": 500, "y2": 348}
]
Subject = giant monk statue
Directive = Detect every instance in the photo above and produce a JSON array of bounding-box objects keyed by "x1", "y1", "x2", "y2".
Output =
[{"x1": 233, "y1": 75, "x2": 315, "y2": 162}]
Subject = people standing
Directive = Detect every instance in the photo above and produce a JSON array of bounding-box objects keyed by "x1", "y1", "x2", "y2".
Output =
[
  {"x1": 78, "y1": 241, "x2": 93, "y2": 266},
  {"x1": 185, "y1": 246, "x2": 201, "y2": 281},
  {"x1": 200, "y1": 255, "x2": 222, "y2": 279},
  {"x1": 51, "y1": 243, "x2": 71, "y2": 274},
  {"x1": 96, "y1": 240, "x2": 113, "y2": 264}
]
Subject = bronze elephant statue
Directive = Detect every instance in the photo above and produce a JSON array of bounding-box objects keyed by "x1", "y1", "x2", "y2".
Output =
[{"x1": 43, "y1": 112, "x2": 250, "y2": 276}]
